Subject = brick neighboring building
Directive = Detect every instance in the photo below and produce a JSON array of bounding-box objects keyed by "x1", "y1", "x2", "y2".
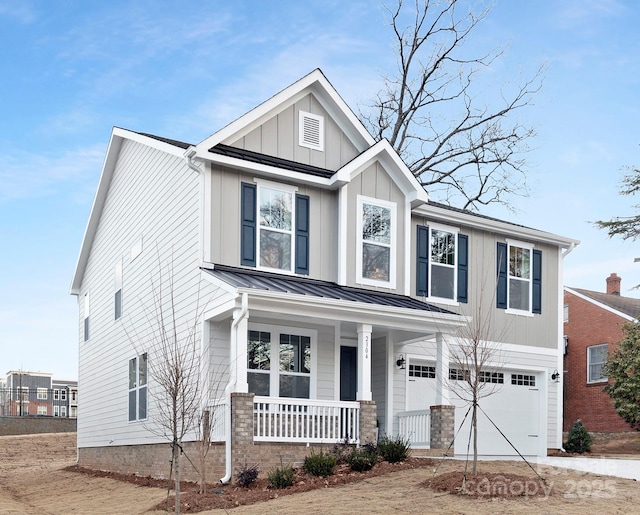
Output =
[{"x1": 563, "y1": 273, "x2": 639, "y2": 432}]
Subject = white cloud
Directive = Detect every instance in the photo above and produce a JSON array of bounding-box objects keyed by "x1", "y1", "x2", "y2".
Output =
[
  {"x1": 0, "y1": 2, "x2": 36, "y2": 24},
  {"x1": 0, "y1": 145, "x2": 104, "y2": 203}
]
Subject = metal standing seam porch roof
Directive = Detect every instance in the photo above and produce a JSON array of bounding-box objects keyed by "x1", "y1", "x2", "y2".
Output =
[{"x1": 202, "y1": 264, "x2": 456, "y2": 314}]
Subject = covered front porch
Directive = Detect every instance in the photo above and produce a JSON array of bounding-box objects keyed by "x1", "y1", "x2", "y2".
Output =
[{"x1": 201, "y1": 265, "x2": 466, "y2": 475}]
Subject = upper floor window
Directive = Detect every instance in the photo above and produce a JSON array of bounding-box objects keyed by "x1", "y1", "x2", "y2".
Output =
[
  {"x1": 416, "y1": 224, "x2": 468, "y2": 304},
  {"x1": 37, "y1": 388, "x2": 48, "y2": 400},
  {"x1": 259, "y1": 184, "x2": 294, "y2": 271},
  {"x1": 83, "y1": 292, "x2": 90, "y2": 341},
  {"x1": 496, "y1": 240, "x2": 541, "y2": 315},
  {"x1": 241, "y1": 181, "x2": 309, "y2": 275},
  {"x1": 587, "y1": 344, "x2": 608, "y2": 383},
  {"x1": 115, "y1": 260, "x2": 123, "y2": 320},
  {"x1": 357, "y1": 196, "x2": 396, "y2": 288}
]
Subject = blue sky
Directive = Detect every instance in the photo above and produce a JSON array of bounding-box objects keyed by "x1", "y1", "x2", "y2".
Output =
[{"x1": 1, "y1": 0, "x2": 638, "y2": 380}]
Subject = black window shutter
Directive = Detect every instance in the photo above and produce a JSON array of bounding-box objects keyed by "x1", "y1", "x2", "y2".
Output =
[
  {"x1": 416, "y1": 225, "x2": 429, "y2": 296},
  {"x1": 457, "y1": 234, "x2": 469, "y2": 303},
  {"x1": 532, "y1": 249, "x2": 542, "y2": 314},
  {"x1": 496, "y1": 242, "x2": 508, "y2": 309},
  {"x1": 295, "y1": 194, "x2": 310, "y2": 275},
  {"x1": 240, "y1": 182, "x2": 256, "y2": 267}
]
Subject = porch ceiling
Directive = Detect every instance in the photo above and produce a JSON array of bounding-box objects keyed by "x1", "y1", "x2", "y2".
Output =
[{"x1": 201, "y1": 264, "x2": 467, "y2": 335}]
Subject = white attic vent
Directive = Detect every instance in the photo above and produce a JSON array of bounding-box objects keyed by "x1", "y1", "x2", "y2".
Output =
[{"x1": 299, "y1": 111, "x2": 324, "y2": 151}]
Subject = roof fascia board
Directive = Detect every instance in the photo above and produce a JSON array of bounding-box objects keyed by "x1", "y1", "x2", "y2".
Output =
[
  {"x1": 564, "y1": 287, "x2": 636, "y2": 322},
  {"x1": 123, "y1": 129, "x2": 186, "y2": 157},
  {"x1": 70, "y1": 130, "x2": 124, "y2": 294},
  {"x1": 207, "y1": 153, "x2": 334, "y2": 188},
  {"x1": 414, "y1": 203, "x2": 580, "y2": 249},
  {"x1": 194, "y1": 69, "x2": 375, "y2": 157},
  {"x1": 333, "y1": 140, "x2": 429, "y2": 203},
  {"x1": 238, "y1": 288, "x2": 468, "y2": 332}
]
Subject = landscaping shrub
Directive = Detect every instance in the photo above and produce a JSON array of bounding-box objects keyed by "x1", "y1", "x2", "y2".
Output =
[
  {"x1": 332, "y1": 437, "x2": 353, "y2": 464},
  {"x1": 235, "y1": 464, "x2": 259, "y2": 487},
  {"x1": 267, "y1": 463, "x2": 295, "y2": 489},
  {"x1": 378, "y1": 434, "x2": 411, "y2": 463},
  {"x1": 303, "y1": 450, "x2": 336, "y2": 477},
  {"x1": 564, "y1": 419, "x2": 592, "y2": 453},
  {"x1": 347, "y1": 447, "x2": 378, "y2": 472}
]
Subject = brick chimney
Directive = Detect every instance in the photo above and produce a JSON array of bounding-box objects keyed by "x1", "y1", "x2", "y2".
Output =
[{"x1": 606, "y1": 273, "x2": 621, "y2": 295}]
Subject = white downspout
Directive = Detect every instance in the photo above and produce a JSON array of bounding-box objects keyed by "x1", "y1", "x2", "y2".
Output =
[
  {"x1": 559, "y1": 242, "x2": 576, "y2": 453},
  {"x1": 219, "y1": 292, "x2": 248, "y2": 484}
]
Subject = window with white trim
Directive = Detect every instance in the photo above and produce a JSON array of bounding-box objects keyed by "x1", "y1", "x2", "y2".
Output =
[
  {"x1": 115, "y1": 260, "x2": 123, "y2": 320},
  {"x1": 247, "y1": 326, "x2": 314, "y2": 399},
  {"x1": 479, "y1": 371, "x2": 504, "y2": 384},
  {"x1": 430, "y1": 225, "x2": 457, "y2": 300},
  {"x1": 37, "y1": 388, "x2": 48, "y2": 400},
  {"x1": 258, "y1": 183, "x2": 295, "y2": 272},
  {"x1": 60, "y1": 389, "x2": 67, "y2": 401},
  {"x1": 128, "y1": 353, "x2": 148, "y2": 421},
  {"x1": 511, "y1": 374, "x2": 536, "y2": 386},
  {"x1": 83, "y1": 292, "x2": 90, "y2": 341},
  {"x1": 37, "y1": 406, "x2": 48, "y2": 415},
  {"x1": 587, "y1": 344, "x2": 608, "y2": 383},
  {"x1": 357, "y1": 196, "x2": 396, "y2": 287},
  {"x1": 508, "y1": 242, "x2": 532, "y2": 312},
  {"x1": 54, "y1": 405, "x2": 59, "y2": 417},
  {"x1": 53, "y1": 389, "x2": 59, "y2": 400}
]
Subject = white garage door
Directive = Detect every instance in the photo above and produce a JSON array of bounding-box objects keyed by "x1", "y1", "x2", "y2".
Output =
[
  {"x1": 451, "y1": 370, "x2": 540, "y2": 456},
  {"x1": 404, "y1": 360, "x2": 541, "y2": 456}
]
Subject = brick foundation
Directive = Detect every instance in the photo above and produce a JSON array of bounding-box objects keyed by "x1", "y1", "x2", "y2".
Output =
[
  {"x1": 430, "y1": 405, "x2": 455, "y2": 450},
  {"x1": 78, "y1": 395, "x2": 379, "y2": 482},
  {"x1": 78, "y1": 441, "x2": 226, "y2": 483}
]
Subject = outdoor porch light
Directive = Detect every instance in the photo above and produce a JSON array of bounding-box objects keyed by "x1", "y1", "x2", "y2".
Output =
[
  {"x1": 396, "y1": 354, "x2": 406, "y2": 369},
  {"x1": 551, "y1": 369, "x2": 560, "y2": 382}
]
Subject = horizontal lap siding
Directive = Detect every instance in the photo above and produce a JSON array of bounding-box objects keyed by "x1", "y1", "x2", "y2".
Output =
[{"x1": 78, "y1": 140, "x2": 207, "y2": 449}]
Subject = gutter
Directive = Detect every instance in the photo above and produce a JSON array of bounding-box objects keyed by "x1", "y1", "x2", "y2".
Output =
[{"x1": 219, "y1": 292, "x2": 248, "y2": 484}]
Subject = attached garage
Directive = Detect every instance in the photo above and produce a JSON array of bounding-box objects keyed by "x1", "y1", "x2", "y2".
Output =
[{"x1": 405, "y1": 357, "x2": 542, "y2": 456}]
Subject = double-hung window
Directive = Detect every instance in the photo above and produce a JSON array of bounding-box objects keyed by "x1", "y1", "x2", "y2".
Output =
[
  {"x1": 587, "y1": 344, "x2": 608, "y2": 383},
  {"x1": 247, "y1": 325, "x2": 314, "y2": 399},
  {"x1": 416, "y1": 224, "x2": 468, "y2": 303},
  {"x1": 241, "y1": 181, "x2": 310, "y2": 275},
  {"x1": 128, "y1": 353, "x2": 148, "y2": 421},
  {"x1": 357, "y1": 196, "x2": 396, "y2": 288},
  {"x1": 115, "y1": 260, "x2": 123, "y2": 320},
  {"x1": 497, "y1": 240, "x2": 541, "y2": 315}
]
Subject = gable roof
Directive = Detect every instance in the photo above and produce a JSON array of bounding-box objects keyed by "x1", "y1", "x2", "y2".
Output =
[
  {"x1": 69, "y1": 128, "x2": 192, "y2": 295},
  {"x1": 566, "y1": 286, "x2": 640, "y2": 321},
  {"x1": 193, "y1": 69, "x2": 375, "y2": 158}
]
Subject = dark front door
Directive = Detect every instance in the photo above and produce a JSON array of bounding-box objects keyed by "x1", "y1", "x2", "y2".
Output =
[{"x1": 340, "y1": 346, "x2": 357, "y2": 401}]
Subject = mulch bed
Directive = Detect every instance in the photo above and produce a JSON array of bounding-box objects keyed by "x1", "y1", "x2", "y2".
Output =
[
  {"x1": 422, "y1": 470, "x2": 549, "y2": 498},
  {"x1": 66, "y1": 457, "x2": 436, "y2": 512}
]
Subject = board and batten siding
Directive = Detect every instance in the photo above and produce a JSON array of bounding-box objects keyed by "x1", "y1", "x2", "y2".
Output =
[
  {"x1": 410, "y1": 216, "x2": 562, "y2": 350},
  {"x1": 208, "y1": 166, "x2": 339, "y2": 282},
  {"x1": 230, "y1": 93, "x2": 359, "y2": 171},
  {"x1": 77, "y1": 139, "x2": 210, "y2": 449}
]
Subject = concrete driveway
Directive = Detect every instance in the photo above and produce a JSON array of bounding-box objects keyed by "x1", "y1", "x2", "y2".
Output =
[{"x1": 534, "y1": 456, "x2": 640, "y2": 481}]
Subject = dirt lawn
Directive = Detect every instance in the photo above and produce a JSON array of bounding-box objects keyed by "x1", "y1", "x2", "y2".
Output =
[{"x1": 1, "y1": 432, "x2": 640, "y2": 515}]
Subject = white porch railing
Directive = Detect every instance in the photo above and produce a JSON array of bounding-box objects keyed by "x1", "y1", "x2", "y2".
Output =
[
  {"x1": 253, "y1": 396, "x2": 360, "y2": 444},
  {"x1": 398, "y1": 409, "x2": 430, "y2": 447},
  {"x1": 206, "y1": 398, "x2": 228, "y2": 442}
]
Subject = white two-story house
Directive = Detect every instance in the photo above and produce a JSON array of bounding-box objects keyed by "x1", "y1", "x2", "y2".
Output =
[{"x1": 70, "y1": 69, "x2": 578, "y2": 481}]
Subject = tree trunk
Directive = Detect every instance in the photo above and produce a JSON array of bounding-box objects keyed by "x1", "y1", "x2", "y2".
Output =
[
  {"x1": 472, "y1": 403, "x2": 478, "y2": 475},
  {"x1": 174, "y1": 442, "x2": 181, "y2": 515}
]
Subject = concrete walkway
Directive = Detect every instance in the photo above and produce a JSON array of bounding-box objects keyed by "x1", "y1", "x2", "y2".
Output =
[{"x1": 534, "y1": 456, "x2": 640, "y2": 481}]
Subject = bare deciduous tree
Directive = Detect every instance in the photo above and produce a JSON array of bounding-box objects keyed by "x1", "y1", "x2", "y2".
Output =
[
  {"x1": 129, "y1": 252, "x2": 212, "y2": 514},
  {"x1": 361, "y1": 0, "x2": 543, "y2": 211}
]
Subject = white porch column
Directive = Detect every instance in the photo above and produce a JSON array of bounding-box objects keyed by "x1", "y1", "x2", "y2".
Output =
[
  {"x1": 435, "y1": 332, "x2": 450, "y2": 405},
  {"x1": 357, "y1": 323, "x2": 372, "y2": 401},
  {"x1": 233, "y1": 309, "x2": 249, "y2": 393}
]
